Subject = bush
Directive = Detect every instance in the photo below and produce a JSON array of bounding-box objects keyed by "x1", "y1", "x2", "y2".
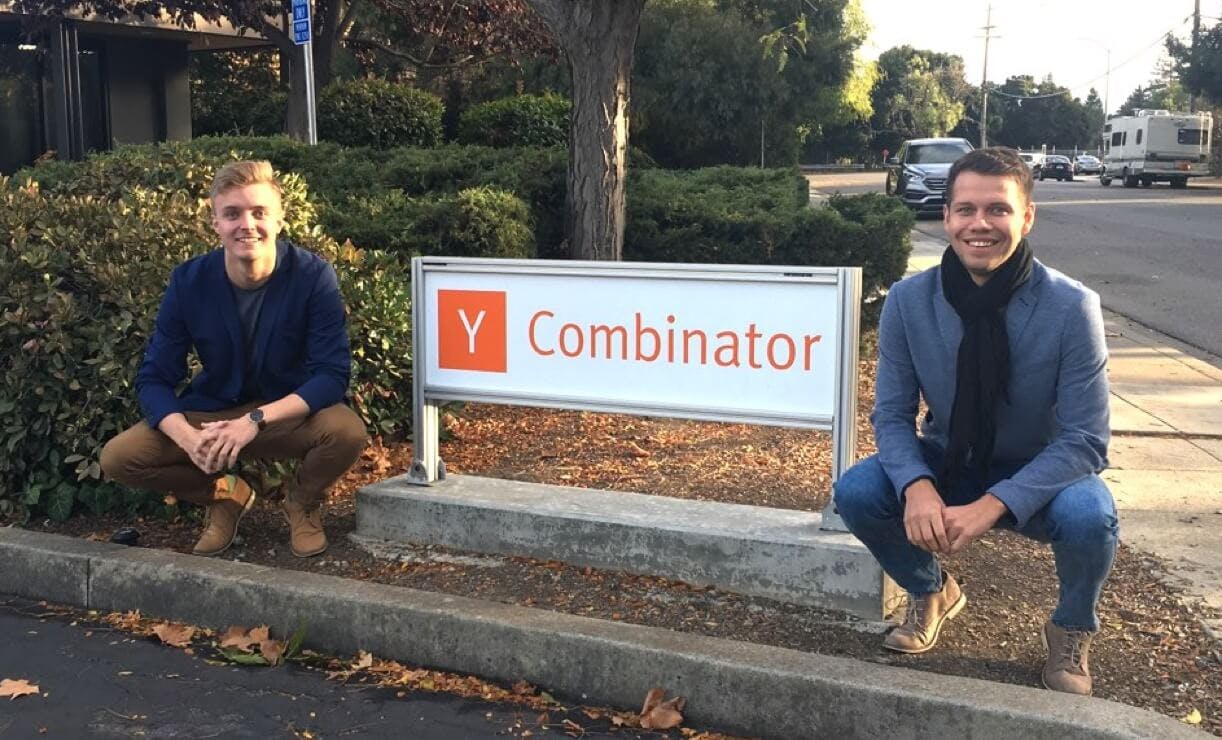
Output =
[
  {"x1": 318, "y1": 79, "x2": 444, "y2": 149},
  {"x1": 457, "y1": 93, "x2": 571, "y2": 148},
  {"x1": 1, "y1": 150, "x2": 413, "y2": 522},
  {"x1": 415, "y1": 188, "x2": 536, "y2": 259},
  {"x1": 625, "y1": 166, "x2": 809, "y2": 264},
  {"x1": 385, "y1": 145, "x2": 567, "y2": 257},
  {"x1": 322, "y1": 187, "x2": 535, "y2": 259},
  {"x1": 625, "y1": 167, "x2": 910, "y2": 328}
]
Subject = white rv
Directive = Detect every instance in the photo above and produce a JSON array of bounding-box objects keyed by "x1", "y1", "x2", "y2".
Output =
[{"x1": 1100, "y1": 109, "x2": 1213, "y2": 188}]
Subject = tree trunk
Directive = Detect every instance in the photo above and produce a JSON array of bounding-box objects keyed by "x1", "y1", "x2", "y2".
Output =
[{"x1": 526, "y1": 0, "x2": 645, "y2": 261}]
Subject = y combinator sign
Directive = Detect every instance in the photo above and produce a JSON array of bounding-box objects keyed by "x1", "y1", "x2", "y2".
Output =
[{"x1": 415, "y1": 258, "x2": 861, "y2": 429}]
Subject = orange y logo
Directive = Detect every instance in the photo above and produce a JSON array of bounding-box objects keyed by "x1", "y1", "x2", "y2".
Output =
[{"x1": 438, "y1": 290, "x2": 507, "y2": 372}]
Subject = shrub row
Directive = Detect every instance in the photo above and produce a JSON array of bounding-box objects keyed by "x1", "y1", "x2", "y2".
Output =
[
  {"x1": 192, "y1": 75, "x2": 571, "y2": 151},
  {"x1": 0, "y1": 149, "x2": 413, "y2": 522}
]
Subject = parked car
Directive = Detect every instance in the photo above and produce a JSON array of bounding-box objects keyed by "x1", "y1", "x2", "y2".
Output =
[
  {"x1": 1019, "y1": 152, "x2": 1045, "y2": 175},
  {"x1": 884, "y1": 137, "x2": 975, "y2": 214},
  {"x1": 1040, "y1": 155, "x2": 1074, "y2": 181},
  {"x1": 1074, "y1": 154, "x2": 1103, "y2": 175}
]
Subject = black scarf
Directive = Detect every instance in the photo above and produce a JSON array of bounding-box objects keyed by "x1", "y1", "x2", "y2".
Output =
[{"x1": 938, "y1": 239, "x2": 1034, "y2": 495}]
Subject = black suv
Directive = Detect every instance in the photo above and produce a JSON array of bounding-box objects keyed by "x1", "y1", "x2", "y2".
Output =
[
  {"x1": 885, "y1": 137, "x2": 974, "y2": 214},
  {"x1": 1040, "y1": 155, "x2": 1073, "y2": 181}
]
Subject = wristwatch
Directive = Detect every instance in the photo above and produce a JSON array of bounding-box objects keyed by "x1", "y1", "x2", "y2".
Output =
[{"x1": 247, "y1": 408, "x2": 267, "y2": 432}]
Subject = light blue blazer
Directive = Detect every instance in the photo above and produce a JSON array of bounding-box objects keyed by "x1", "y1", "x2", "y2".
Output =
[{"x1": 872, "y1": 258, "x2": 1110, "y2": 528}]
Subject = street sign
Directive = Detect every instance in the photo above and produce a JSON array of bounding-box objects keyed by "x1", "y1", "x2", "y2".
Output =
[{"x1": 291, "y1": 0, "x2": 311, "y2": 45}]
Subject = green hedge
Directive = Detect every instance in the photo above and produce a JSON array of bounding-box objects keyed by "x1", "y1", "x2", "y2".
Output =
[
  {"x1": 626, "y1": 167, "x2": 911, "y2": 313},
  {"x1": 318, "y1": 79, "x2": 444, "y2": 149},
  {"x1": 1, "y1": 150, "x2": 413, "y2": 522},
  {"x1": 457, "y1": 93, "x2": 571, "y2": 148}
]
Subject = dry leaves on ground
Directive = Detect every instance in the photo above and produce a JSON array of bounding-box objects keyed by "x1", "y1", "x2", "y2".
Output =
[
  {"x1": 640, "y1": 687, "x2": 687, "y2": 730},
  {"x1": 0, "y1": 678, "x2": 40, "y2": 700},
  {"x1": 151, "y1": 622, "x2": 195, "y2": 648},
  {"x1": 217, "y1": 624, "x2": 298, "y2": 666}
]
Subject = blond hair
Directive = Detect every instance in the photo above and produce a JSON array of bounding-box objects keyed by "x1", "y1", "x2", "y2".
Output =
[{"x1": 210, "y1": 160, "x2": 283, "y2": 200}]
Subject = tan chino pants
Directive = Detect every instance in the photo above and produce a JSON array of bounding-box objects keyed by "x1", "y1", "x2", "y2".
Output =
[{"x1": 100, "y1": 402, "x2": 368, "y2": 508}]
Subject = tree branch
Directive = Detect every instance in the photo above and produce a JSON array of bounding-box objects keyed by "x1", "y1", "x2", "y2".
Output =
[{"x1": 346, "y1": 35, "x2": 475, "y2": 69}]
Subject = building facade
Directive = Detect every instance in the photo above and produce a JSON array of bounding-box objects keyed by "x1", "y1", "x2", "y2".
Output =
[{"x1": 1, "y1": 6, "x2": 266, "y2": 173}]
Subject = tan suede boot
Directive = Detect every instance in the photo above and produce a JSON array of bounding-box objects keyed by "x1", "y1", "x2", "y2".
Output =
[
  {"x1": 192, "y1": 475, "x2": 256, "y2": 557},
  {"x1": 282, "y1": 498, "x2": 327, "y2": 558},
  {"x1": 883, "y1": 571, "x2": 967, "y2": 654},
  {"x1": 1041, "y1": 621, "x2": 1094, "y2": 695}
]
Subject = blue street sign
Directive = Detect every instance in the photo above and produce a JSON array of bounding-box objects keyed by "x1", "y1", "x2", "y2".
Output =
[{"x1": 291, "y1": 0, "x2": 311, "y2": 45}]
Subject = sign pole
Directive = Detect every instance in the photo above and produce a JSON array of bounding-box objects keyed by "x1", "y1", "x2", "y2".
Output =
[{"x1": 291, "y1": 0, "x2": 318, "y2": 145}]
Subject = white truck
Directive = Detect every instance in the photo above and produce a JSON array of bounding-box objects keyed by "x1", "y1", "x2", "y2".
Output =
[{"x1": 1100, "y1": 109, "x2": 1214, "y2": 188}]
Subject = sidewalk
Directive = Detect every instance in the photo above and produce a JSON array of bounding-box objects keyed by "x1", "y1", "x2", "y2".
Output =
[{"x1": 908, "y1": 232, "x2": 1222, "y2": 637}]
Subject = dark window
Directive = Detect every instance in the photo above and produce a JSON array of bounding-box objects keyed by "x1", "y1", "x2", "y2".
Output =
[
  {"x1": 1136, "y1": 129, "x2": 1143, "y2": 145},
  {"x1": 0, "y1": 33, "x2": 47, "y2": 173},
  {"x1": 77, "y1": 39, "x2": 109, "y2": 154},
  {"x1": 1111, "y1": 131, "x2": 1123, "y2": 146},
  {"x1": 1178, "y1": 128, "x2": 1204, "y2": 145},
  {"x1": 1123, "y1": 131, "x2": 1127, "y2": 145}
]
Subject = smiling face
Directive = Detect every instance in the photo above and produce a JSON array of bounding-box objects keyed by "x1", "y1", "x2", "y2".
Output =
[
  {"x1": 211, "y1": 183, "x2": 284, "y2": 265},
  {"x1": 943, "y1": 171, "x2": 1035, "y2": 285}
]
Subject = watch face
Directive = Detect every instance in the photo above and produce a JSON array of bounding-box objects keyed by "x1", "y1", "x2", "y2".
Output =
[{"x1": 249, "y1": 409, "x2": 265, "y2": 423}]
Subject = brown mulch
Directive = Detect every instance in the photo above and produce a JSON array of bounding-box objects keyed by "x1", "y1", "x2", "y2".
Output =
[{"x1": 26, "y1": 358, "x2": 1222, "y2": 735}]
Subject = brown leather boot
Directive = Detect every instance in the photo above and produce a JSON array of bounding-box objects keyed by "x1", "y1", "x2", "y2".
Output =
[
  {"x1": 282, "y1": 498, "x2": 327, "y2": 558},
  {"x1": 1041, "y1": 621, "x2": 1094, "y2": 695},
  {"x1": 883, "y1": 571, "x2": 966, "y2": 654},
  {"x1": 192, "y1": 475, "x2": 256, "y2": 557}
]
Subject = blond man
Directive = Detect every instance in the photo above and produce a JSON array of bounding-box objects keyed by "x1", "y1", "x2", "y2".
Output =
[{"x1": 102, "y1": 161, "x2": 367, "y2": 557}]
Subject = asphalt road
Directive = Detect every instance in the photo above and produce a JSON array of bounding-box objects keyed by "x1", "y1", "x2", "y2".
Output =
[
  {"x1": 808, "y1": 171, "x2": 1222, "y2": 357},
  {"x1": 0, "y1": 596, "x2": 617, "y2": 740}
]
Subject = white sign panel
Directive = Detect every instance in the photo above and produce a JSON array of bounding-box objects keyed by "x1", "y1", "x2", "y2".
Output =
[{"x1": 415, "y1": 258, "x2": 856, "y2": 429}]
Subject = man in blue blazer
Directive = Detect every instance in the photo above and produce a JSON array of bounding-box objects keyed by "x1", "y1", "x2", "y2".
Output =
[
  {"x1": 833, "y1": 148, "x2": 1117, "y2": 695},
  {"x1": 101, "y1": 161, "x2": 367, "y2": 559}
]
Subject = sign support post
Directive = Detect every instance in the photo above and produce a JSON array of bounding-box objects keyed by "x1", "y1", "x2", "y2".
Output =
[{"x1": 291, "y1": 0, "x2": 318, "y2": 145}]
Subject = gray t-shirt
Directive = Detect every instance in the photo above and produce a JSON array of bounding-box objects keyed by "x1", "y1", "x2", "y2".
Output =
[{"x1": 233, "y1": 242, "x2": 286, "y2": 401}]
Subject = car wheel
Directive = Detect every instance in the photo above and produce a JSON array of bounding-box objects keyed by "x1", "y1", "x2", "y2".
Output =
[
  {"x1": 1140, "y1": 176, "x2": 1153, "y2": 188},
  {"x1": 1039, "y1": 173, "x2": 1046, "y2": 181},
  {"x1": 1100, "y1": 177, "x2": 1112, "y2": 186},
  {"x1": 1170, "y1": 177, "x2": 1188, "y2": 189},
  {"x1": 1123, "y1": 171, "x2": 1138, "y2": 188}
]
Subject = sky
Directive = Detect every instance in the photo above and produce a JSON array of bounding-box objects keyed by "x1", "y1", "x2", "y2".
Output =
[{"x1": 858, "y1": 0, "x2": 1222, "y2": 115}]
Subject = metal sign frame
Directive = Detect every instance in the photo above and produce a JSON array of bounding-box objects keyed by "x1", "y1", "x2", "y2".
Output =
[{"x1": 407, "y1": 257, "x2": 859, "y2": 529}]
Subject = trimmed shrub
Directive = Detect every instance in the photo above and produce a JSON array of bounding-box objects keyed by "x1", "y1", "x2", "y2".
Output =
[
  {"x1": 1, "y1": 150, "x2": 413, "y2": 522},
  {"x1": 457, "y1": 93, "x2": 571, "y2": 148},
  {"x1": 318, "y1": 79, "x2": 444, "y2": 149},
  {"x1": 415, "y1": 188, "x2": 536, "y2": 259},
  {"x1": 625, "y1": 166, "x2": 808, "y2": 264},
  {"x1": 385, "y1": 145, "x2": 567, "y2": 257}
]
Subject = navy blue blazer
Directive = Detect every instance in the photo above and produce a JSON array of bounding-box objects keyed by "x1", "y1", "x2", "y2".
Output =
[
  {"x1": 872, "y1": 259, "x2": 1110, "y2": 528},
  {"x1": 135, "y1": 241, "x2": 351, "y2": 429}
]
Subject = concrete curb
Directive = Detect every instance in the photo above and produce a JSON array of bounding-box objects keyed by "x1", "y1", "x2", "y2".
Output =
[{"x1": 0, "y1": 528, "x2": 1202, "y2": 739}]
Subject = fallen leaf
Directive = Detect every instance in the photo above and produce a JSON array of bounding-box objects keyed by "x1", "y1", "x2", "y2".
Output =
[
  {"x1": 247, "y1": 625, "x2": 270, "y2": 644},
  {"x1": 1182, "y1": 708, "x2": 1203, "y2": 725},
  {"x1": 354, "y1": 651, "x2": 374, "y2": 670},
  {"x1": 260, "y1": 639, "x2": 285, "y2": 666},
  {"x1": 639, "y1": 689, "x2": 686, "y2": 730},
  {"x1": 0, "y1": 679, "x2": 40, "y2": 700},
  {"x1": 151, "y1": 623, "x2": 195, "y2": 648},
  {"x1": 640, "y1": 687, "x2": 666, "y2": 715},
  {"x1": 219, "y1": 626, "x2": 258, "y2": 651}
]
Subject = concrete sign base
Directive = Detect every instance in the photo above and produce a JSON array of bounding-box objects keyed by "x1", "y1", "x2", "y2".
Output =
[{"x1": 357, "y1": 474, "x2": 902, "y2": 620}]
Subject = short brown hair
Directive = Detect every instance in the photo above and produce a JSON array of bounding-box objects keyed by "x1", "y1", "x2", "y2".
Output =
[
  {"x1": 946, "y1": 147, "x2": 1033, "y2": 205},
  {"x1": 210, "y1": 160, "x2": 283, "y2": 200}
]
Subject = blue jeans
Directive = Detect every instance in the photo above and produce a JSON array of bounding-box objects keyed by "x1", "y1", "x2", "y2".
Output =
[{"x1": 833, "y1": 445, "x2": 1118, "y2": 632}]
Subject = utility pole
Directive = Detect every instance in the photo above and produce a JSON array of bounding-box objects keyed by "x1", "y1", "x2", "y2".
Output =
[
  {"x1": 1190, "y1": 0, "x2": 1201, "y2": 112},
  {"x1": 980, "y1": 4, "x2": 996, "y2": 148}
]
